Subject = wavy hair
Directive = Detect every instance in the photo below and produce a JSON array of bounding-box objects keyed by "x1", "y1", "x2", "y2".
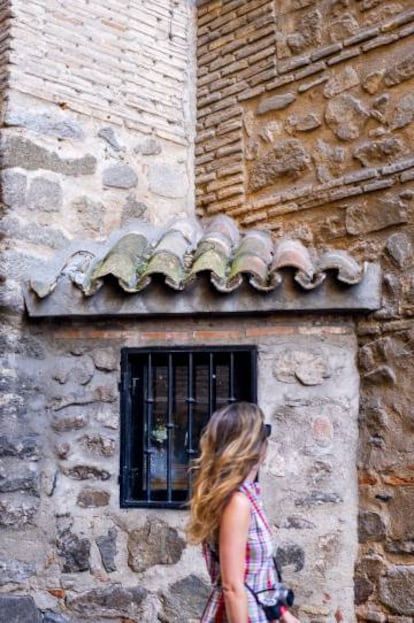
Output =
[{"x1": 187, "y1": 401, "x2": 267, "y2": 545}]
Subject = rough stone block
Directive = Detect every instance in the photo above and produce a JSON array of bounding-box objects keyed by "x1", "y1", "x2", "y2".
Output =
[
  {"x1": 62, "y1": 465, "x2": 110, "y2": 481},
  {"x1": 1, "y1": 170, "x2": 27, "y2": 209},
  {"x1": 0, "y1": 559, "x2": 36, "y2": 586},
  {"x1": 249, "y1": 139, "x2": 311, "y2": 191},
  {"x1": 386, "y1": 233, "x2": 413, "y2": 269},
  {"x1": 391, "y1": 93, "x2": 414, "y2": 129},
  {"x1": 0, "y1": 595, "x2": 42, "y2": 623},
  {"x1": 148, "y1": 163, "x2": 188, "y2": 198},
  {"x1": 276, "y1": 542, "x2": 305, "y2": 572},
  {"x1": 358, "y1": 511, "x2": 386, "y2": 542},
  {"x1": 77, "y1": 433, "x2": 115, "y2": 456},
  {"x1": 102, "y1": 163, "x2": 138, "y2": 189},
  {"x1": 363, "y1": 365, "x2": 396, "y2": 385},
  {"x1": 379, "y1": 566, "x2": 414, "y2": 615},
  {"x1": 91, "y1": 348, "x2": 116, "y2": 372},
  {"x1": 0, "y1": 497, "x2": 39, "y2": 529},
  {"x1": 121, "y1": 195, "x2": 148, "y2": 224},
  {"x1": 128, "y1": 518, "x2": 186, "y2": 572},
  {"x1": 57, "y1": 528, "x2": 91, "y2": 573},
  {"x1": 353, "y1": 138, "x2": 405, "y2": 167},
  {"x1": 65, "y1": 584, "x2": 147, "y2": 619},
  {"x1": 2, "y1": 215, "x2": 69, "y2": 249},
  {"x1": 159, "y1": 575, "x2": 210, "y2": 622},
  {"x1": 294, "y1": 490, "x2": 343, "y2": 506},
  {"x1": 273, "y1": 348, "x2": 330, "y2": 385},
  {"x1": 50, "y1": 411, "x2": 88, "y2": 432},
  {"x1": 387, "y1": 486, "x2": 414, "y2": 542},
  {"x1": 97, "y1": 126, "x2": 122, "y2": 151},
  {"x1": 5, "y1": 108, "x2": 84, "y2": 140},
  {"x1": 1, "y1": 136, "x2": 97, "y2": 175},
  {"x1": 354, "y1": 575, "x2": 374, "y2": 605},
  {"x1": 325, "y1": 93, "x2": 369, "y2": 141},
  {"x1": 71, "y1": 195, "x2": 106, "y2": 235},
  {"x1": 135, "y1": 137, "x2": 162, "y2": 155},
  {"x1": 96, "y1": 528, "x2": 117, "y2": 573},
  {"x1": 346, "y1": 199, "x2": 407, "y2": 236},
  {"x1": 323, "y1": 66, "x2": 360, "y2": 98},
  {"x1": 77, "y1": 488, "x2": 110, "y2": 508},
  {"x1": 0, "y1": 435, "x2": 41, "y2": 459},
  {"x1": 286, "y1": 112, "x2": 321, "y2": 133},
  {"x1": 27, "y1": 177, "x2": 63, "y2": 212},
  {"x1": 282, "y1": 515, "x2": 316, "y2": 529},
  {"x1": 384, "y1": 53, "x2": 414, "y2": 87},
  {"x1": 361, "y1": 69, "x2": 385, "y2": 94},
  {"x1": 0, "y1": 464, "x2": 40, "y2": 496},
  {"x1": 43, "y1": 611, "x2": 70, "y2": 623},
  {"x1": 256, "y1": 93, "x2": 296, "y2": 114}
]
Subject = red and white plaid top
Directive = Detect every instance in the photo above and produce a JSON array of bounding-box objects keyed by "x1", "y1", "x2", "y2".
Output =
[{"x1": 201, "y1": 479, "x2": 277, "y2": 623}]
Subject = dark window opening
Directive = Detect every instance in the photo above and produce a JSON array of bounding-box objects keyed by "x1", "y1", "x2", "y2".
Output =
[{"x1": 120, "y1": 346, "x2": 257, "y2": 508}]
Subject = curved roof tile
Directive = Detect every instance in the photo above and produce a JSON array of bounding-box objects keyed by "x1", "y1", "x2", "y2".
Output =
[
  {"x1": 29, "y1": 215, "x2": 367, "y2": 299},
  {"x1": 317, "y1": 249, "x2": 363, "y2": 285}
]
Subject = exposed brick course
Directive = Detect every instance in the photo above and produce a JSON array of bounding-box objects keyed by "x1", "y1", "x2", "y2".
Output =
[
  {"x1": 195, "y1": 3, "x2": 414, "y2": 618},
  {"x1": 8, "y1": 0, "x2": 193, "y2": 141}
]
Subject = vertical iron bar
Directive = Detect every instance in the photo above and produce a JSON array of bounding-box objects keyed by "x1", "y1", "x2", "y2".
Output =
[
  {"x1": 229, "y1": 351, "x2": 236, "y2": 403},
  {"x1": 251, "y1": 348, "x2": 258, "y2": 403},
  {"x1": 208, "y1": 352, "x2": 214, "y2": 416},
  {"x1": 187, "y1": 352, "x2": 195, "y2": 494},
  {"x1": 167, "y1": 353, "x2": 173, "y2": 502},
  {"x1": 120, "y1": 349, "x2": 132, "y2": 505},
  {"x1": 145, "y1": 353, "x2": 153, "y2": 502}
]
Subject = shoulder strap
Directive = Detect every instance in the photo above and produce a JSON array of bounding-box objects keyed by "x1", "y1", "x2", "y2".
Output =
[{"x1": 238, "y1": 483, "x2": 271, "y2": 533}]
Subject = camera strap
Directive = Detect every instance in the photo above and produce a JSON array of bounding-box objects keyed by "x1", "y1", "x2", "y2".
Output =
[
  {"x1": 207, "y1": 544, "x2": 281, "y2": 604},
  {"x1": 244, "y1": 556, "x2": 282, "y2": 599},
  {"x1": 273, "y1": 555, "x2": 283, "y2": 583}
]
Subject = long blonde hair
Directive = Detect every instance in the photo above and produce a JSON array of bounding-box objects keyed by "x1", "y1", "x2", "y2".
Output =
[{"x1": 187, "y1": 402, "x2": 267, "y2": 545}]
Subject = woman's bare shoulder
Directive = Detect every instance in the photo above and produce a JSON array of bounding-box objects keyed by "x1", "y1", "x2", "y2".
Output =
[
  {"x1": 225, "y1": 490, "x2": 251, "y2": 515},
  {"x1": 220, "y1": 490, "x2": 251, "y2": 544}
]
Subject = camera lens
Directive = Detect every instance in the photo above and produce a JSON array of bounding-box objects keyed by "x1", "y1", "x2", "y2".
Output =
[
  {"x1": 262, "y1": 597, "x2": 277, "y2": 606},
  {"x1": 286, "y1": 589, "x2": 294, "y2": 607}
]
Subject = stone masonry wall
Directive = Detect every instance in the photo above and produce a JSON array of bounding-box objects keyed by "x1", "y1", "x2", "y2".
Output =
[
  {"x1": 0, "y1": 1, "x2": 198, "y2": 621},
  {"x1": 196, "y1": 1, "x2": 414, "y2": 622},
  {"x1": 0, "y1": 316, "x2": 359, "y2": 623},
  {"x1": 1, "y1": 0, "x2": 195, "y2": 258},
  {"x1": 1, "y1": 0, "x2": 414, "y2": 621}
]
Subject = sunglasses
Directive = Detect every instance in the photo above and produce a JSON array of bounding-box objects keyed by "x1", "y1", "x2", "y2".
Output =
[{"x1": 264, "y1": 423, "x2": 272, "y2": 438}]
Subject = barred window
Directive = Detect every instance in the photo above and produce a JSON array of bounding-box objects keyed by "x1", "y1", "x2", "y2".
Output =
[{"x1": 120, "y1": 346, "x2": 257, "y2": 508}]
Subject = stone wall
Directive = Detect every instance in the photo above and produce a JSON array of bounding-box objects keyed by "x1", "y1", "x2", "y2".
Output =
[
  {"x1": 0, "y1": 1, "x2": 198, "y2": 621},
  {"x1": 196, "y1": 1, "x2": 414, "y2": 622},
  {"x1": 0, "y1": 316, "x2": 359, "y2": 623},
  {"x1": 1, "y1": 0, "x2": 195, "y2": 255},
  {"x1": 1, "y1": 0, "x2": 414, "y2": 621}
]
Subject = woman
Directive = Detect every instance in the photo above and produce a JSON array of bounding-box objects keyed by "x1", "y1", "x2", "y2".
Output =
[{"x1": 187, "y1": 402, "x2": 300, "y2": 623}]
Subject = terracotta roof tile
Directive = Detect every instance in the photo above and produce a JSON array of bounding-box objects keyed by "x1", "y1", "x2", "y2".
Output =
[{"x1": 29, "y1": 215, "x2": 366, "y2": 299}]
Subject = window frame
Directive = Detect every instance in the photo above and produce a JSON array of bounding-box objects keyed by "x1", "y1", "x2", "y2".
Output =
[{"x1": 119, "y1": 345, "x2": 257, "y2": 509}]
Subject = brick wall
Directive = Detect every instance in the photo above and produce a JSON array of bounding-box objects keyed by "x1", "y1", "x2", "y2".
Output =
[
  {"x1": 196, "y1": 0, "x2": 414, "y2": 232},
  {"x1": 9, "y1": 0, "x2": 193, "y2": 141},
  {"x1": 196, "y1": 1, "x2": 414, "y2": 622}
]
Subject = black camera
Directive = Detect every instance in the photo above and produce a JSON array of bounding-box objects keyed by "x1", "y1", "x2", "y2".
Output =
[{"x1": 259, "y1": 584, "x2": 295, "y2": 621}]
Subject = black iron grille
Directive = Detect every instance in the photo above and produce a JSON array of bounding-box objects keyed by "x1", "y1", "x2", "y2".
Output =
[{"x1": 120, "y1": 346, "x2": 257, "y2": 508}]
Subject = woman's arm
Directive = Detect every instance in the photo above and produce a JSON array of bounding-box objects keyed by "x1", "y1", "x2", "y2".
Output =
[
  {"x1": 280, "y1": 609, "x2": 301, "y2": 623},
  {"x1": 219, "y1": 491, "x2": 251, "y2": 623}
]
